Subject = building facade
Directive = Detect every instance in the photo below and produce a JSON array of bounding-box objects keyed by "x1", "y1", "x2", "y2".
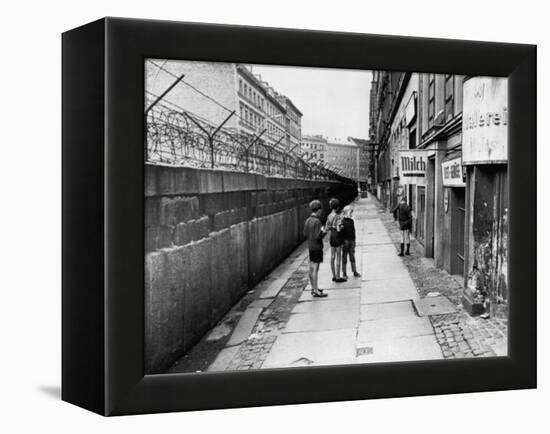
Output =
[
  {"x1": 301, "y1": 134, "x2": 327, "y2": 162},
  {"x1": 369, "y1": 71, "x2": 508, "y2": 318},
  {"x1": 348, "y1": 137, "x2": 374, "y2": 193},
  {"x1": 145, "y1": 60, "x2": 302, "y2": 152},
  {"x1": 325, "y1": 138, "x2": 360, "y2": 181}
]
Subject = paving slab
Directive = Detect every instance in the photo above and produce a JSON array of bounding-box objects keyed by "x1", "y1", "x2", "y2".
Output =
[
  {"x1": 257, "y1": 278, "x2": 288, "y2": 299},
  {"x1": 262, "y1": 328, "x2": 357, "y2": 368},
  {"x1": 315, "y1": 278, "x2": 362, "y2": 290},
  {"x1": 413, "y1": 296, "x2": 459, "y2": 316},
  {"x1": 292, "y1": 297, "x2": 359, "y2": 314},
  {"x1": 248, "y1": 299, "x2": 273, "y2": 309},
  {"x1": 284, "y1": 306, "x2": 359, "y2": 332},
  {"x1": 361, "y1": 271, "x2": 411, "y2": 283},
  {"x1": 208, "y1": 346, "x2": 240, "y2": 371},
  {"x1": 298, "y1": 288, "x2": 360, "y2": 301},
  {"x1": 206, "y1": 321, "x2": 233, "y2": 341},
  {"x1": 357, "y1": 316, "x2": 434, "y2": 343},
  {"x1": 354, "y1": 335, "x2": 443, "y2": 364},
  {"x1": 361, "y1": 278, "x2": 419, "y2": 304},
  {"x1": 360, "y1": 300, "x2": 415, "y2": 322},
  {"x1": 227, "y1": 307, "x2": 263, "y2": 346}
]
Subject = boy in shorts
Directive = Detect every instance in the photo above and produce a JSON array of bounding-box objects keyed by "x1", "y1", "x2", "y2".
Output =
[
  {"x1": 341, "y1": 205, "x2": 361, "y2": 278},
  {"x1": 326, "y1": 198, "x2": 346, "y2": 282},
  {"x1": 303, "y1": 200, "x2": 328, "y2": 297}
]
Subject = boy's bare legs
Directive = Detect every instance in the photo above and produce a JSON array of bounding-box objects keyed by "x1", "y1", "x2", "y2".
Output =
[
  {"x1": 349, "y1": 241, "x2": 360, "y2": 276},
  {"x1": 342, "y1": 241, "x2": 349, "y2": 276},
  {"x1": 309, "y1": 261, "x2": 326, "y2": 297},
  {"x1": 330, "y1": 246, "x2": 337, "y2": 279},
  {"x1": 335, "y1": 246, "x2": 342, "y2": 279},
  {"x1": 310, "y1": 261, "x2": 320, "y2": 292}
]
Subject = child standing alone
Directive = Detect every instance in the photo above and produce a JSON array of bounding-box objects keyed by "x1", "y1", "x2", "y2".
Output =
[
  {"x1": 303, "y1": 200, "x2": 328, "y2": 298},
  {"x1": 340, "y1": 205, "x2": 361, "y2": 278}
]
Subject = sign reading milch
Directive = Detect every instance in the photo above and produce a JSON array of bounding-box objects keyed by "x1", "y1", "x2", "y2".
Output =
[
  {"x1": 462, "y1": 76, "x2": 508, "y2": 165},
  {"x1": 399, "y1": 150, "x2": 428, "y2": 185}
]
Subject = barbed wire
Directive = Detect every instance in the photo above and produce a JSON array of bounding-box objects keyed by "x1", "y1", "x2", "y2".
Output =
[{"x1": 144, "y1": 62, "x2": 355, "y2": 183}]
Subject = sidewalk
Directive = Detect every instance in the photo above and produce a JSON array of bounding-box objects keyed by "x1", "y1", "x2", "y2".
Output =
[{"x1": 169, "y1": 195, "x2": 507, "y2": 373}]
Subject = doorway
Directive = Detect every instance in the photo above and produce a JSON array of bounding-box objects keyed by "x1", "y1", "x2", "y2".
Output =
[
  {"x1": 450, "y1": 187, "x2": 465, "y2": 276},
  {"x1": 416, "y1": 186, "x2": 426, "y2": 245}
]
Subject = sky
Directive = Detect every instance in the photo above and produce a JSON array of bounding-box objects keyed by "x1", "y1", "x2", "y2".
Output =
[{"x1": 249, "y1": 64, "x2": 372, "y2": 140}]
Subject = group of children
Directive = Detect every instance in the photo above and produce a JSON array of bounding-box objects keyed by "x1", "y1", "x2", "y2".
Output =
[{"x1": 303, "y1": 197, "x2": 360, "y2": 298}]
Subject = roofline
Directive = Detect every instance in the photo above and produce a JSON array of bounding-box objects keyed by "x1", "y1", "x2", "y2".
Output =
[
  {"x1": 282, "y1": 96, "x2": 303, "y2": 117},
  {"x1": 236, "y1": 64, "x2": 287, "y2": 113}
]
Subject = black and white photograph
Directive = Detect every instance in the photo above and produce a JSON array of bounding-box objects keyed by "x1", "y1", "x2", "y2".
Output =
[
  {"x1": 144, "y1": 60, "x2": 509, "y2": 375},
  {"x1": 2, "y1": 0, "x2": 543, "y2": 428}
]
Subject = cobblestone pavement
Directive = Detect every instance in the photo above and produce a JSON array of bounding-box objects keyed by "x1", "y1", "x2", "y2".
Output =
[
  {"x1": 375, "y1": 198, "x2": 508, "y2": 358},
  {"x1": 225, "y1": 260, "x2": 309, "y2": 370}
]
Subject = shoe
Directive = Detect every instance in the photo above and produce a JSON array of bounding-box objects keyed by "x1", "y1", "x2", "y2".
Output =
[
  {"x1": 312, "y1": 290, "x2": 328, "y2": 298},
  {"x1": 398, "y1": 243, "x2": 404, "y2": 256},
  {"x1": 332, "y1": 277, "x2": 337, "y2": 282},
  {"x1": 405, "y1": 243, "x2": 410, "y2": 255},
  {"x1": 353, "y1": 272, "x2": 361, "y2": 277},
  {"x1": 335, "y1": 277, "x2": 346, "y2": 283}
]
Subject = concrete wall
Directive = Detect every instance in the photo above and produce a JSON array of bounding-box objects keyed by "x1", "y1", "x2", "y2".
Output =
[{"x1": 145, "y1": 164, "x2": 357, "y2": 373}]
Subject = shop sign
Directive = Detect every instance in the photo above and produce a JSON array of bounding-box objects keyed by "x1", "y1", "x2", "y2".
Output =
[
  {"x1": 462, "y1": 77, "x2": 508, "y2": 165},
  {"x1": 399, "y1": 150, "x2": 428, "y2": 185},
  {"x1": 441, "y1": 157, "x2": 466, "y2": 187}
]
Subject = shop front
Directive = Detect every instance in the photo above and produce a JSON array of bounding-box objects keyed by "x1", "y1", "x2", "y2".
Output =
[
  {"x1": 461, "y1": 76, "x2": 508, "y2": 317},
  {"x1": 441, "y1": 154, "x2": 467, "y2": 278},
  {"x1": 398, "y1": 149, "x2": 428, "y2": 249}
]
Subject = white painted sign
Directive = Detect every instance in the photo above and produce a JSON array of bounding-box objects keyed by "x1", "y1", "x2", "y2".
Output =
[
  {"x1": 441, "y1": 157, "x2": 466, "y2": 187},
  {"x1": 399, "y1": 150, "x2": 428, "y2": 185},
  {"x1": 462, "y1": 77, "x2": 508, "y2": 165}
]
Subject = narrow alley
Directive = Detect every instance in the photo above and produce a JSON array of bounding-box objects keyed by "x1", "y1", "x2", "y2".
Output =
[{"x1": 169, "y1": 196, "x2": 507, "y2": 373}]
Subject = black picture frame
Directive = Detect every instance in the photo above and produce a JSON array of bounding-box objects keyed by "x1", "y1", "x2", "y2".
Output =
[{"x1": 62, "y1": 17, "x2": 536, "y2": 416}]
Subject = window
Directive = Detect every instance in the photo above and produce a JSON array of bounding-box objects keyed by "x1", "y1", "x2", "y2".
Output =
[
  {"x1": 428, "y1": 74, "x2": 435, "y2": 128},
  {"x1": 444, "y1": 74, "x2": 454, "y2": 121},
  {"x1": 239, "y1": 79, "x2": 243, "y2": 93}
]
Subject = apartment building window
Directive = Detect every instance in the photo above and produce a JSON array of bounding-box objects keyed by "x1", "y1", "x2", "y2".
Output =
[
  {"x1": 428, "y1": 74, "x2": 435, "y2": 128},
  {"x1": 239, "y1": 79, "x2": 243, "y2": 93},
  {"x1": 444, "y1": 74, "x2": 454, "y2": 121}
]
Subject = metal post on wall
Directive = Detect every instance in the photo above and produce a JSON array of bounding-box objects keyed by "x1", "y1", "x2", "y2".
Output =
[
  {"x1": 244, "y1": 129, "x2": 266, "y2": 172},
  {"x1": 283, "y1": 142, "x2": 300, "y2": 177},
  {"x1": 268, "y1": 136, "x2": 285, "y2": 176},
  {"x1": 144, "y1": 73, "x2": 186, "y2": 162},
  {"x1": 184, "y1": 110, "x2": 235, "y2": 168}
]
